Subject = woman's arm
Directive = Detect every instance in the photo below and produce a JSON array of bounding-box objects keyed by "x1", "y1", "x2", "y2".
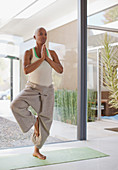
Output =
[
  {"x1": 46, "y1": 50, "x2": 63, "y2": 74},
  {"x1": 23, "y1": 46, "x2": 46, "y2": 74}
]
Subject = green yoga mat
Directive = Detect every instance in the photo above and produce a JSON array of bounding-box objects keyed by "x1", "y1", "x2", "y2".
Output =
[{"x1": 0, "y1": 147, "x2": 109, "y2": 170}]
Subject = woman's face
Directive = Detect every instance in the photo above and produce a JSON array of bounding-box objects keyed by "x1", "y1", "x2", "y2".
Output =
[{"x1": 34, "y1": 28, "x2": 47, "y2": 45}]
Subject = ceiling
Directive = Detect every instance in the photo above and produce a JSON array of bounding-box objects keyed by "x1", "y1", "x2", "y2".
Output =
[
  {"x1": 0, "y1": 0, "x2": 117, "y2": 41},
  {"x1": 0, "y1": 0, "x2": 77, "y2": 41}
]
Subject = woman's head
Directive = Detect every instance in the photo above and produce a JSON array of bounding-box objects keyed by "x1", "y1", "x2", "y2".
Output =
[{"x1": 34, "y1": 27, "x2": 47, "y2": 45}]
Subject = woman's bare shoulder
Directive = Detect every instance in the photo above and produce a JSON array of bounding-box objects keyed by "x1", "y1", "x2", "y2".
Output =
[{"x1": 24, "y1": 48, "x2": 33, "y2": 60}]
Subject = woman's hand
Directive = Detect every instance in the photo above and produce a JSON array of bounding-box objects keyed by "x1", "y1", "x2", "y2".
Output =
[{"x1": 41, "y1": 44, "x2": 48, "y2": 60}]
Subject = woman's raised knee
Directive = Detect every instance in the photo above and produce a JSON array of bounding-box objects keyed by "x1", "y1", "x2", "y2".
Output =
[
  {"x1": 10, "y1": 101, "x2": 16, "y2": 111},
  {"x1": 10, "y1": 100, "x2": 20, "y2": 111},
  {"x1": 10, "y1": 99, "x2": 29, "y2": 111}
]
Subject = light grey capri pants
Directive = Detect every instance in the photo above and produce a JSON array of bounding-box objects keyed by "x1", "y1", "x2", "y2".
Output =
[{"x1": 10, "y1": 81, "x2": 55, "y2": 149}]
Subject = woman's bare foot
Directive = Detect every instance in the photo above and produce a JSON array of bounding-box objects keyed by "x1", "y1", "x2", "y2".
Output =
[
  {"x1": 33, "y1": 146, "x2": 46, "y2": 160},
  {"x1": 34, "y1": 117, "x2": 39, "y2": 137},
  {"x1": 33, "y1": 152, "x2": 46, "y2": 160}
]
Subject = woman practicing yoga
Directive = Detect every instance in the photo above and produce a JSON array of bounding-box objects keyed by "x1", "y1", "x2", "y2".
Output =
[{"x1": 10, "y1": 27, "x2": 63, "y2": 160}]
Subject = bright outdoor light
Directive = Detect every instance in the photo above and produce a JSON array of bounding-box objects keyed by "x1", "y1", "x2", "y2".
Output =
[{"x1": 0, "y1": 43, "x2": 19, "y2": 57}]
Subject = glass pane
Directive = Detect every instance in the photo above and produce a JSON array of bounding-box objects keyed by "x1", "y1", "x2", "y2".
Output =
[
  {"x1": 13, "y1": 59, "x2": 20, "y2": 100},
  {"x1": 0, "y1": 57, "x2": 11, "y2": 119},
  {"x1": 88, "y1": 5, "x2": 118, "y2": 30},
  {"x1": 0, "y1": 57, "x2": 21, "y2": 149},
  {"x1": 88, "y1": 29, "x2": 118, "y2": 48},
  {"x1": 87, "y1": 50, "x2": 97, "y2": 122},
  {"x1": 100, "y1": 33, "x2": 118, "y2": 119},
  {"x1": 88, "y1": 28, "x2": 118, "y2": 140},
  {"x1": 48, "y1": 21, "x2": 77, "y2": 142}
]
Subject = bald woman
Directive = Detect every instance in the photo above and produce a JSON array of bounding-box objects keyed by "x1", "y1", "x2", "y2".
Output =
[{"x1": 10, "y1": 27, "x2": 63, "y2": 160}]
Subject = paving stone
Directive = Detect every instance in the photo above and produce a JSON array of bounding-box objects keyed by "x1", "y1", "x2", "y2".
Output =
[{"x1": 0, "y1": 116, "x2": 63, "y2": 149}]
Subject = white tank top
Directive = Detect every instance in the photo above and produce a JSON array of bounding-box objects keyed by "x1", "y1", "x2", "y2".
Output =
[{"x1": 28, "y1": 47, "x2": 53, "y2": 86}]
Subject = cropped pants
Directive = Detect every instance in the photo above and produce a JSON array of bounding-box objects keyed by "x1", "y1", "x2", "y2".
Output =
[{"x1": 10, "y1": 81, "x2": 55, "y2": 149}]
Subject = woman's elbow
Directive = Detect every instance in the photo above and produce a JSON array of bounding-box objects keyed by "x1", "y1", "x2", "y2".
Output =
[
  {"x1": 59, "y1": 66, "x2": 63, "y2": 74},
  {"x1": 24, "y1": 68, "x2": 28, "y2": 75}
]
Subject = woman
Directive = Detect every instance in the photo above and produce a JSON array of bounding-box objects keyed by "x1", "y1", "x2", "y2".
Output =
[{"x1": 10, "y1": 27, "x2": 63, "y2": 160}]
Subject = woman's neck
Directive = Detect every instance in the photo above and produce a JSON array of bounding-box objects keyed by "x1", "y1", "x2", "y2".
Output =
[
  {"x1": 36, "y1": 43, "x2": 42, "y2": 52},
  {"x1": 35, "y1": 44, "x2": 43, "y2": 58}
]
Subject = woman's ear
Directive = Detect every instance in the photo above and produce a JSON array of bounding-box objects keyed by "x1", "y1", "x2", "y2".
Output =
[{"x1": 33, "y1": 35, "x2": 36, "y2": 39}]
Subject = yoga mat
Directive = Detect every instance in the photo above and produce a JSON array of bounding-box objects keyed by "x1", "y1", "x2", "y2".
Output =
[{"x1": 0, "y1": 147, "x2": 109, "y2": 170}]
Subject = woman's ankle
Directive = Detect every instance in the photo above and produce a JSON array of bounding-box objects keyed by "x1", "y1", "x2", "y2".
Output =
[{"x1": 34, "y1": 145, "x2": 39, "y2": 152}]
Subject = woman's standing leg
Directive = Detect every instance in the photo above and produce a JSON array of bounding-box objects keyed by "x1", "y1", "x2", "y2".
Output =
[
  {"x1": 32, "y1": 87, "x2": 54, "y2": 159},
  {"x1": 10, "y1": 86, "x2": 47, "y2": 159}
]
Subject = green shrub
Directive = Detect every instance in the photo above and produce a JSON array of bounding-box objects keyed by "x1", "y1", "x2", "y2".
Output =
[
  {"x1": 54, "y1": 89, "x2": 77, "y2": 125},
  {"x1": 29, "y1": 89, "x2": 97, "y2": 125},
  {"x1": 87, "y1": 90, "x2": 97, "y2": 122}
]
